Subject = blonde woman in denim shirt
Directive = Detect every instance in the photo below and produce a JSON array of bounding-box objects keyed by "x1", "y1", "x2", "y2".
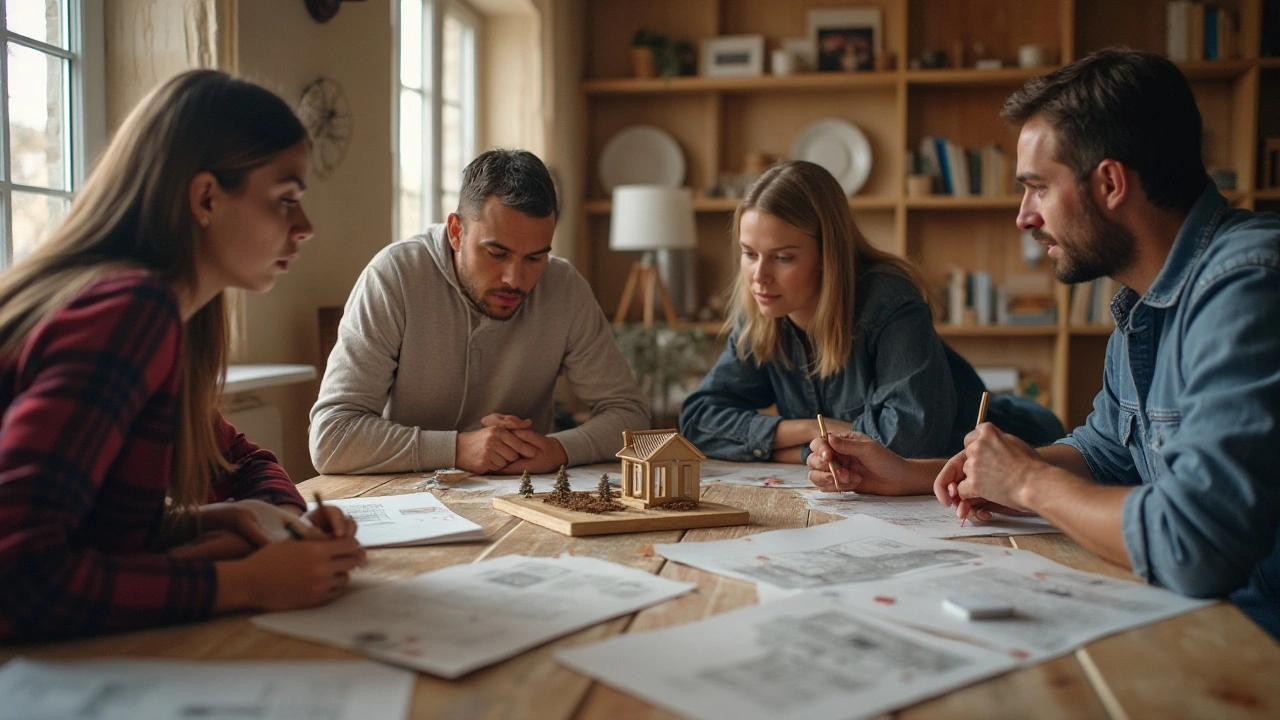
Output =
[{"x1": 679, "y1": 161, "x2": 1062, "y2": 475}]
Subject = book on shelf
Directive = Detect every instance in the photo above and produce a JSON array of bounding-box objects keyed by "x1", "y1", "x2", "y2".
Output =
[
  {"x1": 1068, "y1": 278, "x2": 1120, "y2": 327},
  {"x1": 1166, "y1": 1, "x2": 1237, "y2": 62},
  {"x1": 917, "y1": 136, "x2": 1009, "y2": 197},
  {"x1": 945, "y1": 270, "x2": 1055, "y2": 328}
]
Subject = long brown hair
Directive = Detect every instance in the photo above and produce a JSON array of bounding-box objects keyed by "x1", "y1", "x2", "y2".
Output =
[
  {"x1": 0, "y1": 70, "x2": 307, "y2": 516},
  {"x1": 727, "y1": 161, "x2": 929, "y2": 378}
]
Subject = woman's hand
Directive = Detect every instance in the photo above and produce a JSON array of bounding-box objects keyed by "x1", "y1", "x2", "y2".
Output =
[
  {"x1": 301, "y1": 505, "x2": 358, "y2": 539},
  {"x1": 807, "y1": 431, "x2": 913, "y2": 494},
  {"x1": 215, "y1": 536, "x2": 367, "y2": 612}
]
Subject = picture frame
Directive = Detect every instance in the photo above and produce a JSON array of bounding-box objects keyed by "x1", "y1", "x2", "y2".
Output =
[
  {"x1": 701, "y1": 34, "x2": 765, "y2": 78},
  {"x1": 808, "y1": 7, "x2": 883, "y2": 72}
]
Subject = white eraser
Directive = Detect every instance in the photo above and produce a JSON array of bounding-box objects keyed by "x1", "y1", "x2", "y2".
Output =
[{"x1": 942, "y1": 595, "x2": 1015, "y2": 620}]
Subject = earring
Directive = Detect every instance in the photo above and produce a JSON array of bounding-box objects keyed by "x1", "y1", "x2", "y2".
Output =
[{"x1": 199, "y1": 217, "x2": 210, "y2": 228}]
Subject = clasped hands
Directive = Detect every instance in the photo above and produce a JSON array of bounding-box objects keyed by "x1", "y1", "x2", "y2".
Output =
[
  {"x1": 455, "y1": 413, "x2": 568, "y2": 475},
  {"x1": 806, "y1": 424, "x2": 1046, "y2": 521}
]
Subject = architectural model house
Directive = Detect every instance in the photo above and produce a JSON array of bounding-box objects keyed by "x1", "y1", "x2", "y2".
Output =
[{"x1": 615, "y1": 429, "x2": 706, "y2": 509}]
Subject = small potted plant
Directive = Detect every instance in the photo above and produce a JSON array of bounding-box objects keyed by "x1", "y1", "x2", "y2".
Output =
[{"x1": 631, "y1": 30, "x2": 682, "y2": 79}]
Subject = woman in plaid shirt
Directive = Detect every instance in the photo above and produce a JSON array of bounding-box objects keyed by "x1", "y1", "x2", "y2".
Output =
[{"x1": 0, "y1": 70, "x2": 365, "y2": 640}]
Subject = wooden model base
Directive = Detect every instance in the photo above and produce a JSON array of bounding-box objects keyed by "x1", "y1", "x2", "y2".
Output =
[{"x1": 491, "y1": 493, "x2": 749, "y2": 537}]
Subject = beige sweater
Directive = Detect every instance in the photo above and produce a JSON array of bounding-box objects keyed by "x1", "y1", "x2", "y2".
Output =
[{"x1": 309, "y1": 226, "x2": 650, "y2": 474}]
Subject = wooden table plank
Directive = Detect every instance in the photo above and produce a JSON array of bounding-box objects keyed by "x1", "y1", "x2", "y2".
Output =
[{"x1": 1077, "y1": 602, "x2": 1280, "y2": 719}]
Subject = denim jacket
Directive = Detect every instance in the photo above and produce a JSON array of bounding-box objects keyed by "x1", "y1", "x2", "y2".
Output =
[
  {"x1": 681, "y1": 268, "x2": 980, "y2": 461},
  {"x1": 1059, "y1": 184, "x2": 1280, "y2": 638}
]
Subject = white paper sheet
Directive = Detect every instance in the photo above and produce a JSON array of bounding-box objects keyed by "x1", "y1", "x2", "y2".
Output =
[
  {"x1": 827, "y1": 553, "x2": 1213, "y2": 661},
  {"x1": 557, "y1": 592, "x2": 1019, "y2": 720},
  {"x1": 656, "y1": 515, "x2": 1015, "y2": 596},
  {"x1": 802, "y1": 491, "x2": 1059, "y2": 538},
  {"x1": 0, "y1": 658, "x2": 413, "y2": 720},
  {"x1": 698, "y1": 460, "x2": 812, "y2": 488},
  {"x1": 307, "y1": 492, "x2": 486, "y2": 547},
  {"x1": 253, "y1": 554, "x2": 695, "y2": 678}
]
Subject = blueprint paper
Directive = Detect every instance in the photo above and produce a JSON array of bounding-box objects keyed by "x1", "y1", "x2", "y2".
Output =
[
  {"x1": 802, "y1": 491, "x2": 1058, "y2": 538},
  {"x1": 827, "y1": 552, "x2": 1212, "y2": 661},
  {"x1": 254, "y1": 554, "x2": 694, "y2": 678},
  {"x1": 308, "y1": 491, "x2": 486, "y2": 547},
  {"x1": 0, "y1": 658, "x2": 413, "y2": 720},
  {"x1": 655, "y1": 515, "x2": 1015, "y2": 595},
  {"x1": 557, "y1": 593, "x2": 1019, "y2": 720}
]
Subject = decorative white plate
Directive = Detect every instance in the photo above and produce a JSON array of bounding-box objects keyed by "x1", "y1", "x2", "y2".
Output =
[
  {"x1": 598, "y1": 125, "x2": 686, "y2": 192},
  {"x1": 789, "y1": 118, "x2": 873, "y2": 195}
]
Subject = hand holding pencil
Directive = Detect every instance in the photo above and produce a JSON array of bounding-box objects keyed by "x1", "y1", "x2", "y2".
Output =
[
  {"x1": 954, "y1": 391, "x2": 990, "y2": 526},
  {"x1": 299, "y1": 491, "x2": 358, "y2": 539}
]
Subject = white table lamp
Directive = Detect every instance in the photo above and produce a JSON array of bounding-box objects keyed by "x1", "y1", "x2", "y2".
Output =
[{"x1": 609, "y1": 184, "x2": 697, "y2": 327}]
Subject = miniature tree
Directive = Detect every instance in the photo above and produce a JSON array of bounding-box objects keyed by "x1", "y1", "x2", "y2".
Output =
[
  {"x1": 518, "y1": 470, "x2": 534, "y2": 498},
  {"x1": 597, "y1": 474, "x2": 613, "y2": 501},
  {"x1": 552, "y1": 465, "x2": 571, "y2": 495}
]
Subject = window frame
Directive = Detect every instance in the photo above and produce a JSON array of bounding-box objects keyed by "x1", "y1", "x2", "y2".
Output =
[
  {"x1": 394, "y1": 0, "x2": 479, "y2": 242},
  {"x1": 0, "y1": 0, "x2": 105, "y2": 269}
]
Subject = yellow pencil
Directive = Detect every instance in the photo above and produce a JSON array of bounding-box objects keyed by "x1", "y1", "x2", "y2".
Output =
[
  {"x1": 313, "y1": 491, "x2": 335, "y2": 537},
  {"x1": 960, "y1": 391, "x2": 991, "y2": 527},
  {"x1": 816, "y1": 414, "x2": 841, "y2": 492}
]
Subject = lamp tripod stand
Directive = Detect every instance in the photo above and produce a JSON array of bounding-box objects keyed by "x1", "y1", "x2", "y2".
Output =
[{"x1": 612, "y1": 253, "x2": 681, "y2": 328}]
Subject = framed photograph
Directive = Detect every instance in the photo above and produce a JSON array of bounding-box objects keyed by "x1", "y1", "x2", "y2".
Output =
[
  {"x1": 808, "y1": 7, "x2": 883, "y2": 72},
  {"x1": 701, "y1": 35, "x2": 765, "y2": 78}
]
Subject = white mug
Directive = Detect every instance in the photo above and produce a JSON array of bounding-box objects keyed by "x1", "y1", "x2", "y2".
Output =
[
  {"x1": 1017, "y1": 44, "x2": 1048, "y2": 69},
  {"x1": 771, "y1": 49, "x2": 795, "y2": 76}
]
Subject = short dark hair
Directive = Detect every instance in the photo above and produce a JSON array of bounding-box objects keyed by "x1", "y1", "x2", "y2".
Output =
[
  {"x1": 457, "y1": 148, "x2": 558, "y2": 221},
  {"x1": 1002, "y1": 48, "x2": 1207, "y2": 211}
]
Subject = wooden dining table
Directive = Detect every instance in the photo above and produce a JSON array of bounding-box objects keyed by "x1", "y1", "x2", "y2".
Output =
[{"x1": 5, "y1": 469, "x2": 1280, "y2": 719}]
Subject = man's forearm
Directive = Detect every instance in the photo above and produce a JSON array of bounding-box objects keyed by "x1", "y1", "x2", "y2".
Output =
[{"x1": 1019, "y1": 467, "x2": 1132, "y2": 569}]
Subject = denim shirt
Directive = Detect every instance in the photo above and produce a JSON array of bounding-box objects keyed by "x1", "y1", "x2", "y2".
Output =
[
  {"x1": 1059, "y1": 183, "x2": 1280, "y2": 639},
  {"x1": 680, "y1": 268, "x2": 972, "y2": 461}
]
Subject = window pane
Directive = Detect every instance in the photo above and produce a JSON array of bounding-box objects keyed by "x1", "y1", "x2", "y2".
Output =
[
  {"x1": 399, "y1": 0, "x2": 423, "y2": 89},
  {"x1": 8, "y1": 43, "x2": 68, "y2": 190},
  {"x1": 442, "y1": 13, "x2": 462, "y2": 103},
  {"x1": 11, "y1": 191, "x2": 69, "y2": 260},
  {"x1": 441, "y1": 102, "x2": 461, "y2": 193},
  {"x1": 399, "y1": 89, "x2": 425, "y2": 238},
  {"x1": 439, "y1": 191, "x2": 458, "y2": 220},
  {"x1": 7, "y1": 0, "x2": 66, "y2": 49}
]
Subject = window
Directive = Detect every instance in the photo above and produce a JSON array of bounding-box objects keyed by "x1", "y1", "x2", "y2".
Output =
[
  {"x1": 0, "y1": 0, "x2": 103, "y2": 270},
  {"x1": 396, "y1": 0, "x2": 477, "y2": 242}
]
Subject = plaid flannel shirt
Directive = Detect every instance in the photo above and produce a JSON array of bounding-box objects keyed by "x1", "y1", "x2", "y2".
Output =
[{"x1": 0, "y1": 269, "x2": 304, "y2": 641}]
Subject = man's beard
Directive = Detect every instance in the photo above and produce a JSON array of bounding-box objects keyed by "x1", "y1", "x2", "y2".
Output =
[
  {"x1": 1040, "y1": 191, "x2": 1137, "y2": 285},
  {"x1": 459, "y1": 271, "x2": 525, "y2": 321}
]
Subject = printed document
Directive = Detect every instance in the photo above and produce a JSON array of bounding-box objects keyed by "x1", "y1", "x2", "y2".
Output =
[{"x1": 254, "y1": 554, "x2": 694, "y2": 678}]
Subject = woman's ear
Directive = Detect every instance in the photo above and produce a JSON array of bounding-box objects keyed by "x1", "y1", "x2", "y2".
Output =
[{"x1": 188, "y1": 171, "x2": 218, "y2": 228}]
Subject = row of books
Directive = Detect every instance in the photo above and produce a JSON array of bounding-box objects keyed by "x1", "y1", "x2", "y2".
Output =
[
  {"x1": 946, "y1": 269, "x2": 1057, "y2": 327},
  {"x1": 1166, "y1": 1, "x2": 1239, "y2": 62},
  {"x1": 911, "y1": 137, "x2": 1011, "y2": 198},
  {"x1": 1068, "y1": 278, "x2": 1122, "y2": 327}
]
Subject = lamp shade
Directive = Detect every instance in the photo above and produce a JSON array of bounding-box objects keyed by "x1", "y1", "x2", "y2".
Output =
[{"x1": 609, "y1": 184, "x2": 697, "y2": 252}]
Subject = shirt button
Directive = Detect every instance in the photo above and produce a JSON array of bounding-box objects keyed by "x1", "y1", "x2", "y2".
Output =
[{"x1": 753, "y1": 449, "x2": 763, "y2": 457}]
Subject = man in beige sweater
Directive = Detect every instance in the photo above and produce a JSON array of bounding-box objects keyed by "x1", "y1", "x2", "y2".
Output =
[{"x1": 310, "y1": 150, "x2": 649, "y2": 475}]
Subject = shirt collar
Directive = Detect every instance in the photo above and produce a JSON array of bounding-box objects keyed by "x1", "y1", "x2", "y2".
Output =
[{"x1": 1139, "y1": 180, "x2": 1225, "y2": 309}]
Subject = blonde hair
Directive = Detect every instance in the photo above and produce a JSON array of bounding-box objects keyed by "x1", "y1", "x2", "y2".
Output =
[
  {"x1": 0, "y1": 70, "x2": 306, "y2": 521},
  {"x1": 727, "y1": 161, "x2": 929, "y2": 378}
]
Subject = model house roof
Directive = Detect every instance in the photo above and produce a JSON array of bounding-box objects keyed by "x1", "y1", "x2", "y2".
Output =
[{"x1": 616, "y1": 429, "x2": 706, "y2": 462}]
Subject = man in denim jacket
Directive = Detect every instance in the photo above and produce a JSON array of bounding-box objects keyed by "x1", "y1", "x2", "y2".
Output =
[{"x1": 807, "y1": 49, "x2": 1280, "y2": 638}]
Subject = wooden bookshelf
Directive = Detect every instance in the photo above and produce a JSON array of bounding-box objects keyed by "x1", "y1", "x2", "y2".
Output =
[{"x1": 580, "y1": 0, "x2": 1274, "y2": 428}]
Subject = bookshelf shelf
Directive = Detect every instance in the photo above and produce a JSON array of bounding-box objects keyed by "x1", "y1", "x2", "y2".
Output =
[
  {"x1": 936, "y1": 325, "x2": 1059, "y2": 337},
  {"x1": 1069, "y1": 326, "x2": 1117, "y2": 336},
  {"x1": 905, "y1": 195, "x2": 1023, "y2": 210},
  {"x1": 580, "y1": 0, "x2": 1272, "y2": 429}
]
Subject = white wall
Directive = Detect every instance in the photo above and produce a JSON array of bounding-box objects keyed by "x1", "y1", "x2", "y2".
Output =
[{"x1": 233, "y1": 0, "x2": 395, "y2": 482}]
